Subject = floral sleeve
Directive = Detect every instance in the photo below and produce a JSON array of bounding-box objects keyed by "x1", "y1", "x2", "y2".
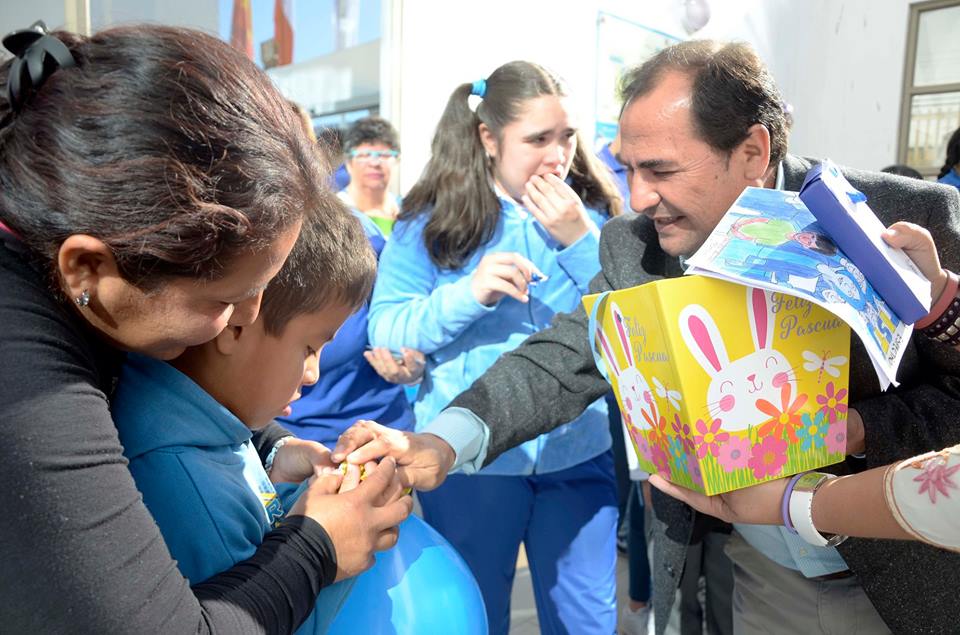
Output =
[{"x1": 884, "y1": 444, "x2": 960, "y2": 552}]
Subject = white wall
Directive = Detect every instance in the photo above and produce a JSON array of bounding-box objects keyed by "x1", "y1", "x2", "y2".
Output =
[
  {"x1": 0, "y1": 1, "x2": 70, "y2": 33},
  {"x1": 383, "y1": 0, "x2": 686, "y2": 191},
  {"x1": 702, "y1": 0, "x2": 915, "y2": 172},
  {"x1": 384, "y1": 0, "x2": 918, "y2": 192}
]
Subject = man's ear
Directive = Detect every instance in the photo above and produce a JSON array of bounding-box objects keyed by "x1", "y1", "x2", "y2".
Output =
[
  {"x1": 478, "y1": 123, "x2": 498, "y2": 161},
  {"x1": 213, "y1": 325, "x2": 244, "y2": 356},
  {"x1": 57, "y1": 235, "x2": 118, "y2": 304},
  {"x1": 735, "y1": 123, "x2": 772, "y2": 183}
]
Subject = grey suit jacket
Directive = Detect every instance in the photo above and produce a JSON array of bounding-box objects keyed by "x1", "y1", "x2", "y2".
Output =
[{"x1": 452, "y1": 155, "x2": 960, "y2": 634}]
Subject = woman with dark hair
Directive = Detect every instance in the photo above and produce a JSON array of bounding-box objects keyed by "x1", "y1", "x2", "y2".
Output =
[
  {"x1": 0, "y1": 22, "x2": 408, "y2": 633},
  {"x1": 367, "y1": 60, "x2": 623, "y2": 634},
  {"x1": 939, "y1": 127, "x2": 960, "y2": 191}
]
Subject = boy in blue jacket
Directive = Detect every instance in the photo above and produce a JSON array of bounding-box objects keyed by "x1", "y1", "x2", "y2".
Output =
[{"x1": 112, "y1": 207, "x2": 385, "y2": 633}]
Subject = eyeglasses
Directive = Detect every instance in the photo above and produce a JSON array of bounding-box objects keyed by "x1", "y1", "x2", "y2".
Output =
[{"x1": 349, "y1": 149, "x2": 399, "y2": 163}]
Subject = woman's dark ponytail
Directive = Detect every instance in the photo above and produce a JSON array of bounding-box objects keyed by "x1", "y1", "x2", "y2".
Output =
[{"x1": 401, "y1": 82, "x2": 500, "y2": 270}]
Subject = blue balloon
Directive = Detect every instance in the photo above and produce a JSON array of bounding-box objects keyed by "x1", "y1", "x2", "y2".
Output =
[{"x1": 328, "y1": 514, "x2": 488, "y2": 634}]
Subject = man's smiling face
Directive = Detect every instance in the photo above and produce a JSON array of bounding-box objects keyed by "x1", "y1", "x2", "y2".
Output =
[{"x1": 618, "y1": 70, "x2": 766, "y2": 258}]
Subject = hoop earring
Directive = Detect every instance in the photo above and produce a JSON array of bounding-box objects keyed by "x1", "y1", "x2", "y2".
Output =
[{"x1": 75, "y1": 289, "x2": 90, "y2": 307}]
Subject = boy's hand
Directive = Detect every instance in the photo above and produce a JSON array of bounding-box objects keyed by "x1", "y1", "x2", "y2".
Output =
[
  {"x1": 289, "y1": 457, "x2": 413, "y2": 581},
  {"x1": 364, "y1": 347, "x2": 426, "y2": 385},
  {"x1": 332, "y1": 420, "x2": 455, "y2": 490},
  {"x1": 882, "y1": 221, "x2": 949, "y2": 301},
  {"x1": 268, "y1": 437, "x2": 338, "y2": 484}
]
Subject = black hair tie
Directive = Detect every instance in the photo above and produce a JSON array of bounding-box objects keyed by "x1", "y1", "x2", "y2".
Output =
[{"x1": 3, "y1": 20, "x2": 76, "y2": 113}]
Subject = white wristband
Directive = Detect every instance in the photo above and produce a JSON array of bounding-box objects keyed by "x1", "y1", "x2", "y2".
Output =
[{"x1": 788, "y1": 472, "x2": 848, "y2": 548}]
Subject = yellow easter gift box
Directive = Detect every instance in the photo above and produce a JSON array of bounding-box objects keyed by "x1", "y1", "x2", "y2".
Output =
[{"x1": 584, "y1": 276, "x2": 851, "y2": 495}]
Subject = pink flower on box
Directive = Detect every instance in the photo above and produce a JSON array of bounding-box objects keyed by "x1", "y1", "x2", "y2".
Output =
[
  {"x1": 672, "y1": 414, "x2": 696, "y2": 454},
  {"x1": 717, "y1": 436, "x2": 751, "y2": 473},
  {"x1": 825, "y1": 420, "x2": 847, "y2": 454},
  {"x1": 694, "y1": 417, "x2": 730, "y2": 458},
  {"x1": 816, "y1": 382, "x2": 848, "y2": 424},
  {"x1": 629, "y1": 427, "x2": 654, "y2": 462},
  {"x1": 686, "y1": 453, "x2": 703, "y2": 488},
  {"x1": 748, "y1": 436, "x2": 788, "y2": 479},
  {"x1": 651, "y1": 444, "x2": 672, "y2": 479}
]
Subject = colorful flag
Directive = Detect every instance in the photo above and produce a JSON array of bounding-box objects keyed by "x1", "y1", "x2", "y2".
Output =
[
  {"x1": 230, "y1": 0, "x2": 254, "y2": 60},
  {"x1": 274, "y1": 0, "x2": 294, "y2": 66}
]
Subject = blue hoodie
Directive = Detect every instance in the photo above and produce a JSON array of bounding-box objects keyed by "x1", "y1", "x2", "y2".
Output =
[
  {"x1": 368, "y1": 194, "x2": 611, "y2": 475},
  {"x1": 113, "y1": 353, "x2": 353, "y2": 634}
]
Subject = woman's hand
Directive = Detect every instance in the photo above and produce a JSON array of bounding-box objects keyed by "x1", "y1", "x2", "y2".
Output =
[
  {"x1": 364, "y1": 347, "x2": 426, "y2": 385},
  {"x1": 883, "y1": 221, "x2": 949, "y2": 301},
  {"x1": 648, "y1": 473, "x2": 788, "y2": 525},
  {"x1": 267, "y1": 437, "x2": 337, "y2": 484},
  {"x1": 522, "y1": 173, "x2": 596, "y2": 247},
  {"x1": 471, "y1": 252, "x2": 543, "y2": 307},
  {"x1": 288, "y1": 457, "x2": 412, "y2": 581},
  {"x1": 331, "y1": 420, "x2": 455, "y2": 491}
]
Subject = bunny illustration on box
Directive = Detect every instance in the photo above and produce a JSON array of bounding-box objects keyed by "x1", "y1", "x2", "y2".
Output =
[
  {"x1": 595, "y1": 302, "x2": 656, "y2": 431},
  {"x1": 678, "y1": 287, "x2": 795, "y2": 432},
  {"x1": 585, "y1": 275, "x2": 854, "y2": 494}
]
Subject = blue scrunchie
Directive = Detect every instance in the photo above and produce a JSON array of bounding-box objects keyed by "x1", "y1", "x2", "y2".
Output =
[{"x1": 470, "y1": 79, "x2": 487, "y2": 98}]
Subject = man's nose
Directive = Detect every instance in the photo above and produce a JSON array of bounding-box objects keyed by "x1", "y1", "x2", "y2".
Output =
[{"x1": 630, "y1": 173, "x2": 661, "y2": 212}]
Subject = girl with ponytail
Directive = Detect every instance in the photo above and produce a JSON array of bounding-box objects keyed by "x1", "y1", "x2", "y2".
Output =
[
  {"x1": 368, "y1": 60, "x2": 622, "y2": 634},
  {"x1": 938, "y1": 127, "x2": 960, "y2": 191}
]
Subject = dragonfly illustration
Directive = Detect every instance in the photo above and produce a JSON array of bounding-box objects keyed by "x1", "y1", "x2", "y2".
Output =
[
  {"x1": 802, "y1": 350, "x2": 848, "y2": 384},
  {"x1": 652, "y1": 376, "x2": 682, "y2": 410}
]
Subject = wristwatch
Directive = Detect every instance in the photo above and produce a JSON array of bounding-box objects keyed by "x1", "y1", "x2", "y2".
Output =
[{"x1": 788, "y1": 472, "x2": 849, "y2": 547}]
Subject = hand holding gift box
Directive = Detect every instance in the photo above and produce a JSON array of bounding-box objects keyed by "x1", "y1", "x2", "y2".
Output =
[{"x1": 585, "y1": 276, "x2": 851, "y2": 495}]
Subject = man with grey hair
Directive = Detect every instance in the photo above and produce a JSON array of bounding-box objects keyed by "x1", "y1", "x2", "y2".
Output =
[{"x1": 335, "y1": 40, "x2": 960, "y2": 634}]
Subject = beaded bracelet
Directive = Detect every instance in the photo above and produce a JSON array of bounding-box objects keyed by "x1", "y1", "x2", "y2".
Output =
[
  {"x1": 264, "y1": 436, "x2": 293, "y2": 475},
  {"x1": 917, "y1": 270, "x2": 960, "y2": 345},
  {"x1": 920, "y1": 294, "x2": 960, "y2": 345}
]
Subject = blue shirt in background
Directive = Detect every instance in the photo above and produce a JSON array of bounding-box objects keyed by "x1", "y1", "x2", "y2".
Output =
[
  {"x1": 939, "y1": 167, "x2": 960, "y2": 191},
  {"x1": 598, "y1": 142, "x2": 631, "y2": 211},
  {"x1": 368, "y1": 193, "x2": 611, "y2": 476}
]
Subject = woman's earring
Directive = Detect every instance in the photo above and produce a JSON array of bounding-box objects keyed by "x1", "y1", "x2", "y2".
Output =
[{"x1": 75, "y1": 289, "x2": 90, "y2": 307}]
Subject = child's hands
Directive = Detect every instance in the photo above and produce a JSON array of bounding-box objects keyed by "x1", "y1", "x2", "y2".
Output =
[
  {"x1": 364, "y1": 347, "x2": 425, "y2": 385},
  {"x1": 522, "y1": 173, "x2": 596, "y2": 247},
  {"x1": 471, "y1": 252, "x2": 544, "y2": 306},
  {"x1": 883, "y1": 221, "x2": 949, "y2": 301},
  {"x1": 289, "y1": 457, "x2": 412, "y2": 581},
  {"x1": 332, "y1": 420, "x2": 455, "y2": 491},
  {"x1": 268, "y1": 437, "x2": 338, "y2": 484}
]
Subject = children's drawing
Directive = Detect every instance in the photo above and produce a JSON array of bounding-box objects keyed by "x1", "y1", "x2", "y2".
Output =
[{"x1": 685, "y1": 186, "x2": 911, "y2": 389}]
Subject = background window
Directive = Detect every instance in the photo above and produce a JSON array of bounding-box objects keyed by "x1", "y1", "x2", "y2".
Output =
[{"x1": 899, "y1": 0, "x2": 960, "y2": 176}]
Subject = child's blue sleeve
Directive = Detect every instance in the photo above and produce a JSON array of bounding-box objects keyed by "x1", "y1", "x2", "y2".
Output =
[
  {"x1": 128, "y1": 452, "x2": 254, "y2": 585},
  {"x1": 368, "y1": 218, "x2": 495, "y2": 353}
]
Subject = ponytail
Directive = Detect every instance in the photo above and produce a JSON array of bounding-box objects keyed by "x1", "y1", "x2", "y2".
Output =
[{"x1": 401, "y1": 82, "x2": 500, "y2": 270}]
